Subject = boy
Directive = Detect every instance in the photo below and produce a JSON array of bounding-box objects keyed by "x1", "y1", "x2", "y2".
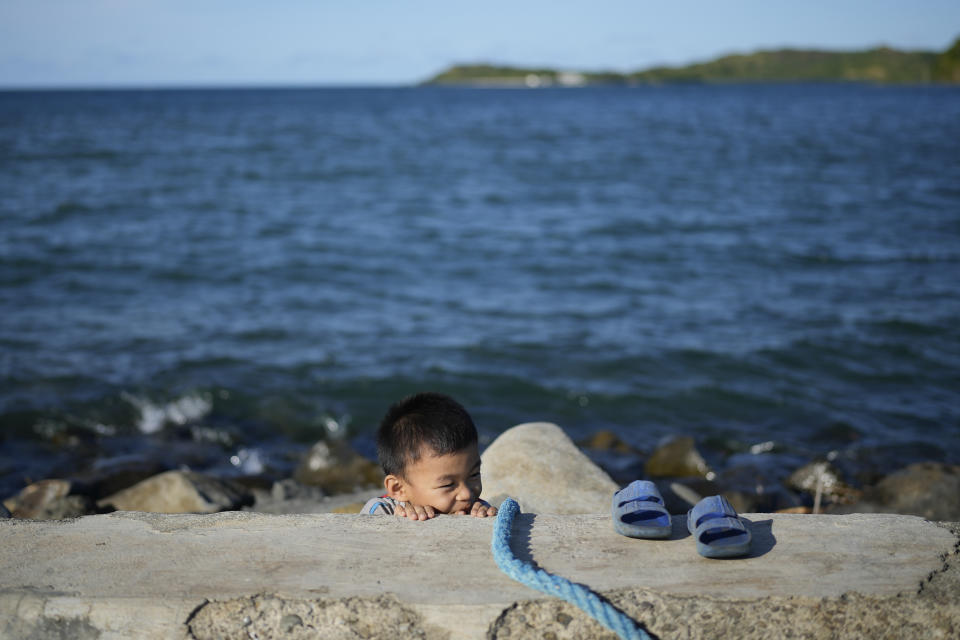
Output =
[{"x1": 362, "y1": 392, "x2": 497, "y2": 520}]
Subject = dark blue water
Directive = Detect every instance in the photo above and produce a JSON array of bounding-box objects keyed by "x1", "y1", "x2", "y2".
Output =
[{"x1": 2, "y1": 85, "x2": 959, "y2": 497}]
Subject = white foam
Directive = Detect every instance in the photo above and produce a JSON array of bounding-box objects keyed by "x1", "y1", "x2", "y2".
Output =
[
  {"x1": 229, "y1": 448, "x2": 265, "y2": 475},
  {"x1": 122, "y1": 392, "x2": 213, "y2": 434},
  {"x1": 749, "y1": 440, "x2": 776, "y2": 455}
]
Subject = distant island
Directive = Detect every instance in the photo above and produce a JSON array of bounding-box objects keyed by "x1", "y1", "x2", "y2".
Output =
[{"x1": 424, "y1": 37, "x2": 960, "y2": 87}]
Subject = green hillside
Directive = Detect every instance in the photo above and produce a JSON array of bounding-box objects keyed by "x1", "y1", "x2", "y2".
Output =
[
  {"x1": 424, "y1": 38, "x2": 960, "y2": 86},
  {"x1": 630, "y1": 47, "x2": 937, "y2": 84},
  {"x1": 932, "y1": 37, "x2": 960, "y2": 82}
]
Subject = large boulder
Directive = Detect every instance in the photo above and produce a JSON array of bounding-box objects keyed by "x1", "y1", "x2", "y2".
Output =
[
  {"x1": 97, "y1": 471, "x2": 251, "y2": 514},
  {"x1": 480, "y1": 422, "x2": 618, "y2": 514}
]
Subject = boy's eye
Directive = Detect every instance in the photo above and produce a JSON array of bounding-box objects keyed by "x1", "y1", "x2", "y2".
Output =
[{"x1": 470, "y1": 472, "x2": 481, "y2": 478}]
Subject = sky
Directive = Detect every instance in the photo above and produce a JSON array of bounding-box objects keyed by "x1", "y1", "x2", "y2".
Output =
[{"x1": 1, "y1": 1, "x2": 958, "y2": 87}]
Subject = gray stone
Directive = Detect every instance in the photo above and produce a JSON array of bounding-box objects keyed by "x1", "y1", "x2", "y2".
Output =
[
  {"x1": 835, "y1": 462, "x2": 960, "y2": 521},
  {"x1": 0, "y1": 511, "x2": 957, "y2": 639},
  {"x1": 480, "y1": 422, "x2": 618, "y2": 514},
  {"x1": 655, "y1": 478, "x2": 721, "y2": 514},
  {"x1": 719, "y1": 487, "x2": 803, "y2": 514},
  {"x1": 870, "y1": 462, "x2": 960, "y2": 521},
  {"x1": 3, "y1": 479, "x2": 70, "y2": 512},
  {"x1": 643, "y1": 436, "x2": 710, "y2": 478},
  {"x1": 786, "y1": 460, "x2": 862, "y2": 507},
  {"x1": 96, "y1": 470, "x2": 251, "y2": 514},
  {"x1": 71, "y1": 458, "x2": 168, "y2": 500},
  {"x1": 30, "y1": 495, "x2": 95, "y2": 520},
  {"x1": 271, "y1": 478, "x2": 326, "y2": 502},
  {"x1": 2, "y1": 479, "x2": 94, "y2": 520}
]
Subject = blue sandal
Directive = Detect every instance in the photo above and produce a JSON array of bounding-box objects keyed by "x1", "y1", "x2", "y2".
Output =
[
  {"x1": 611, "y1": 480, "x2": 671, "y2": 539},
  {"x1": 687, "y1": 495, "x2": 751, "y2": 558}
]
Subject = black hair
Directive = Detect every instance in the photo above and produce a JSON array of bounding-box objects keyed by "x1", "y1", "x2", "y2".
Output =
[{"x1": 376, "y1": 392, "x2": 478, "y2": 477}]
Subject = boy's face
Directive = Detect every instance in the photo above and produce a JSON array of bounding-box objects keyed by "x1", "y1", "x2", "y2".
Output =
[{"x1": 389, "y1": 443, "x2": 482, "y2": 515}]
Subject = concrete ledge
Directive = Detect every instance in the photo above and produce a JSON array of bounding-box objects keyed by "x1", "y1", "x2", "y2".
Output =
[{"x1": 1, "y1": 512, "x2": 957, "y2": 638}]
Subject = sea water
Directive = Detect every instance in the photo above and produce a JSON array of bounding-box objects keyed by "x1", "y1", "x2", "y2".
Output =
[{"x1": 2, "y1": 85, "x2": 959, "y2": 496}]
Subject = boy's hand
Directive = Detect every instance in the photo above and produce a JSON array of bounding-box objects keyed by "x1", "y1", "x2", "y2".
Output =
[
  {"x1": 456, "y1": 501, "x2": 497, "y2": 518},
  {"x1": 394, "y1": 501, "x2": 436, "y2": 521}
]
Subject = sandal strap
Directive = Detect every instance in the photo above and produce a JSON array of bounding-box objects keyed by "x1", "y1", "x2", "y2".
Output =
[
  {"x1": 613, "y1": 480, "x2": 664, "y2": 507},
  {"x1": 694, "y1": 515, "x2": 746, "y2": 536},
  {"x1": 688, "y1": 495, "x2": 738, "y2": 530}
]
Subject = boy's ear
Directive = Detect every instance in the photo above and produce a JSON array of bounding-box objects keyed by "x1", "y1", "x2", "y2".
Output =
[{"x1": 383, "y1": 474, "x2": 407, "y2": 500}]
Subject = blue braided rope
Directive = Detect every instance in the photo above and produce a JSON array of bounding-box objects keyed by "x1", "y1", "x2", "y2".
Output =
[{"x1": 491, "y1": 497, "x2": 651, "y2": 640}]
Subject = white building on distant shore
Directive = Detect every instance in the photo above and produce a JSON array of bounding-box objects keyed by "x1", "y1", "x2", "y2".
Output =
[{"x1": 557, "y1": 71, "x2": 586, "y2": 87}]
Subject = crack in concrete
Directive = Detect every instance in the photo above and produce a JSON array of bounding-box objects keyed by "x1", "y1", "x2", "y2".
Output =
[{"x1": 917, "y1": 521, "x2": 960, "y2": 598}]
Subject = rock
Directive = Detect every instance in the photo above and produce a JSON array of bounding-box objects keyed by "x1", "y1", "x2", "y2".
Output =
[
  {"x1": 712, "y1": 463, "x2": 805, "y2": 513},
  {"x1": 865, "y1": 462, "x2": 960, "y2": 521},
  {"x1": 720, "y1": 488, "x2": 803, "y2": 514},
  {"x1": 480, "y1": 422, "x2": 618, "y2": 514},
  {"x1": 588, "y1": 454, "x2": 646, "y2": 488},
  {"x1": 244, "y1": 478, "x2": 326, "y2": 514},
  {"x1": 2, "y1": 479, "x2": 95, "y2": 519},
  {"x1": 578, "y1": 429, "x2": 637, "y2": 455},
  {"x1": 656, "y1": 478, "x2": 720, "y2": 514},
  {"x1": 97, "y1": 471, "x2": 251, "y2": 514},
  {"x1": 579, "y1": 430, "x2": 645, "y2": 487},
  {"x1": 270, "y1": 478, "x2": 326, "y2": 502},
  {"x1": 786, "y1": 460, "x2": 862, "y2": 506},
  {"x1": 31, "y1": 495, "x2": 95, "y2": 520},
  {"x1": 644, "y1": 436, "x2": 711, "y2": 478},
  {"x1": 293, "y1": 440, "x2": 382, "y2": 495},
  {"x1": 4, "y1": 479, "x2": 70, "y2": 514},
  {"x1": 70, "y1": 458, "x2": 168, "y2": 500},
  {"x1": 811, "y1": 421, "x2": 863, "y2": 444}
]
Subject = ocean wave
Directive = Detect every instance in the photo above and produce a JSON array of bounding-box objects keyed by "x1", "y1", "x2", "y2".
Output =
[{"x1": 121, "y1": 391, "x2": 213, "y2": 434}]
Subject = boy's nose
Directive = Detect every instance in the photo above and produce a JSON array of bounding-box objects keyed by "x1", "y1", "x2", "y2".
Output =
[{"x1": 456, "y1": 483, "x2": 476, "y2": 501}]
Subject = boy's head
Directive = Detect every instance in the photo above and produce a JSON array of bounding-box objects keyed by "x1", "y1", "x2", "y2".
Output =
[{"x1": 377, "y1": 392, "x2": 482, "y2": 514}]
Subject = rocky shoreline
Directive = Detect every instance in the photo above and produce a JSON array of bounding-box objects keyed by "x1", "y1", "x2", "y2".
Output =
[
  {"x1": 3, "y1": 422, "x2": 959, "y2": 522},
  {"x1": 3, "y1": 422, "x2": 960, "y2": 639}
]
